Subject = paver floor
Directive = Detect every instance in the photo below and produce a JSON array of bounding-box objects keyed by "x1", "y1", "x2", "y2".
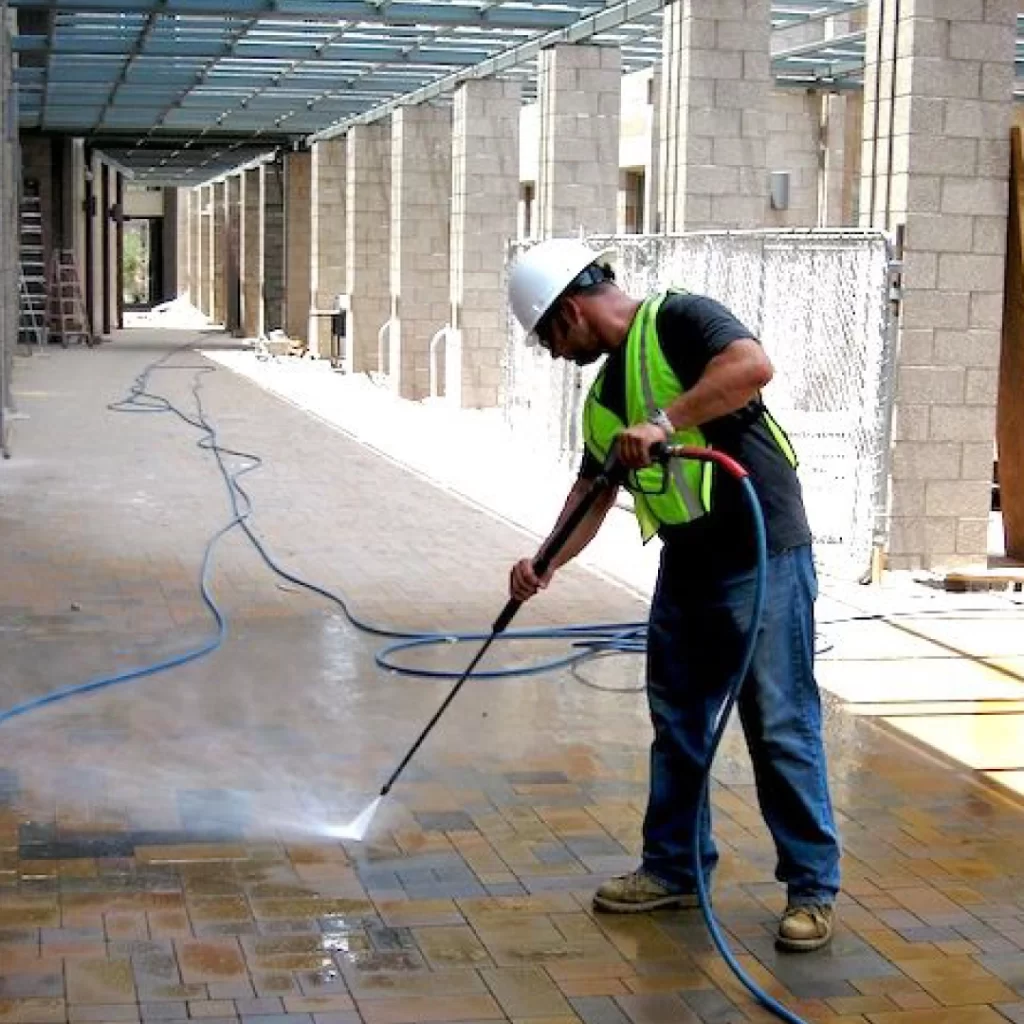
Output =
[{"x1": 1, "y1": 330, "x2": 1022, "y2": 1024}]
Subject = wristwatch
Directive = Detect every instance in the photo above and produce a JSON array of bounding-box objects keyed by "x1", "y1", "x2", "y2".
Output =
[{"x1": 648, "y1": 408, "x2": 674, "y2": 439}]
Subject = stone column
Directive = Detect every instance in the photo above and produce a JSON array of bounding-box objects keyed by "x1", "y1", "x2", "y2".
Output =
[
  {"x1": 537, "y1": 43, "x2": 621, "y2": 237},
  {"x1": 212, "y1": 180, "x2": 227, "y2": 324},
  {"x1": 860, "y1": 1, "x2": 1015, "y2": 568},
  {"x1": 241, "y1": 166, "x2": 264, "y2": 338},
  {"x1": 311, "y1": 138, "x2": 347, "y2": 358},
  {"x1": 263, "y1": 158, "x2": 285, "y2": 333},
  {"x1": 345, "y1": 122, "x2": 391, "y2": 373},
  {"x1": 284, "y1": 150, "x2": 312, "y2": 342},
  {"x1": 450, "y1": 78, "x2": 521, "y2": 408},
  {"x1": 658, "y1": 1, "x2": 771, "y2": 231},
  {"x1": 391, "y1": 104, "x2": 452, "y2": 400}
]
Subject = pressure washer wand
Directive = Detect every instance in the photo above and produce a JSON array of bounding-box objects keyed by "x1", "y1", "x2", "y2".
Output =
[{"x1": 377, "y1": 449, "x2": 626, "y2": 799}]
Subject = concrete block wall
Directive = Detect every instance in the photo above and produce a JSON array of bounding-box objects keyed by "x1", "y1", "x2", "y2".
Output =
[
  {"x1": 538, "y1": 44, "x2": 621, "y2": 236},
  {"x1": 284, "y1": 151, "x2": 312, "y2": 342},
  {"x1": 451, "y1": 78, "x2": 521, "y2": 409},
  {"x1": 659, "y1": 0, "x2": 771, "y2": 230},
  {"x1": 860, "y1": 0, "x2": 1015, "y2": 568},
  {"x1": 764, "y1": 91, "x2": 859, "y2": 228},
  {"x1": 391, "y1": 104, "x2": 452, "y2": 400},
  {"x1": 263, "y1": 157, "x2": 285, "y2": 333},
  {"x1": 345, "y1": 122, "x2": 391, "y2": 373},
  {"x1": 311, "y1": 139, "x2": 346, "y2": 358},
  {"x1": 766, "y1": 92, "x2": 822, "y2": 227},
  {"x1": 241, "y1": 167, "x2": 264, "y2": 338}
]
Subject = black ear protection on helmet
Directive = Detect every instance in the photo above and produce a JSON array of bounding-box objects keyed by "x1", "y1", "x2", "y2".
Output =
[{"x1": 535, "y1": 262, "x2": 616, "y2": 348}]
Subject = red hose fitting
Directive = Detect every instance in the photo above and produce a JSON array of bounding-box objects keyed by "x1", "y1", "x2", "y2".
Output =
[{"x1": 661, "y1": 444, "x2": 750, "y2": 481}]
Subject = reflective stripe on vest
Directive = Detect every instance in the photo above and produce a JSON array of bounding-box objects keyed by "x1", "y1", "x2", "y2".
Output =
[
  {"x1": 582, "y1": 289, "x2": 799, "y2": 543},
  {"x1": 583, "y1": 292, "x2": 712, "y2": 542}
]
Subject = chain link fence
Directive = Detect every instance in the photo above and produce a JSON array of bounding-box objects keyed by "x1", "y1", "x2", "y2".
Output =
[{"x1": 503, "y1": 230, "x2": 898, "y2": 582}]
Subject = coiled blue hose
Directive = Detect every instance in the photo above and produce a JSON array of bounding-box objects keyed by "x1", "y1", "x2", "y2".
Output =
[{"x1": 2, "y1": 348, "x2": 806, "y2": 1024}]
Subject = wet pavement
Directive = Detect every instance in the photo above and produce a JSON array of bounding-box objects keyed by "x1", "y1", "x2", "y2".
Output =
[{"x1": 1, "y1": 330, "x2": 1022, "y2": 1024}]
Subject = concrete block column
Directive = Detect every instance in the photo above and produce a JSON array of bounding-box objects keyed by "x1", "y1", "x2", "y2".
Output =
[
  {"x1": 212, "y1": 181, "x2": 227, "y2": 324},
  {"x1": 345, "y1": 123, "x2": 391, "y2": 373},
  {"x1": 391, "y1": 104, "x2": 452, "y2": 400},
  {"x1": 189, "y1": 187, "x2": 202, "y2": 309},
  {"x1": 174, "y1": 189, "x2": 189, "y2": 299},
  {"x1": 241, "y1": 166, "x2": 264, "y2": 338},
  {"x1": 225, "y1": 175, "x2": 242, "y2": 335},
  {"x1": 860, "y1": 0, "x2": 1015, "y2": 568},
  {"x1": 450, "y1": 78, "x2": 521, "y2": 409},
  {"x1": 107, "y1": 169, "x2": 121, "y2": 332},
  {"x1": 537, "y1": 43, "x2": 621, "y2": 237},
  {"x1": 284, "y1": 150, "x2": 312, "y2": 342},
  {"x1": 89, "y1": 154, "x2": 104, "y2": 332},
  {"x1": 658, "y1": 0, "x2": 771, "y2": 230},
  {"x1": 263, "y1": 157, "x2": 285, "y2": 333},
  {"x1": 311, "y1": 138, "x2": 347, "y2": 358},
  {"x1": 200, "y1": 185, "x2": 214, "y2": 317}
]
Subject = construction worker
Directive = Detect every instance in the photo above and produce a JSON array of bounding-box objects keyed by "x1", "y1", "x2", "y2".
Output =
[{"x1": 506, "y1": 238, "x2": 840, "y2": 952}]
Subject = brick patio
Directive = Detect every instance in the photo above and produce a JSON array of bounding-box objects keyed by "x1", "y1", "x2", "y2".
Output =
[{"x1": 0, "y1": 330, "x2": 1022, "y2": 1024}]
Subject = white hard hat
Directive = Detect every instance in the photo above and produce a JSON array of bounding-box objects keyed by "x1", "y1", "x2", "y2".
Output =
[{"x1": 509, "y1": 238, "x2": 615, "y2": 344}]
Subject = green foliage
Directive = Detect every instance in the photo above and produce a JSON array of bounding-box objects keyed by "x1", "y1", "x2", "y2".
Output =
[{"x1": 123, "y1": 222, "x2": 149, "y2": 305}]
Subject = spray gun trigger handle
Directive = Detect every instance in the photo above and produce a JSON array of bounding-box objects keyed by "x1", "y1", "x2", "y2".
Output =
[{"x1": 650, "y1": 440, "x2": 670, "y2": 464}]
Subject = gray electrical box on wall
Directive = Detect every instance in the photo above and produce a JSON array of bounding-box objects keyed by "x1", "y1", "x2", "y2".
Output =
[{"x1": 770, "y1": 171, "x2": 791, "y2": 211}]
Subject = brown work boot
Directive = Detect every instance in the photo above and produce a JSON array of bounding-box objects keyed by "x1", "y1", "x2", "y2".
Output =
[
  {"x1": 593, "y1": 869, "x2": 699, "y2": 913},
  {"x1": 776, "y1": 902, "x2": 835, "y2": 952}
]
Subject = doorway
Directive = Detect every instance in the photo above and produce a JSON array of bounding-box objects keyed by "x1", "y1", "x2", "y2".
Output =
[{"x1": 122, "y1": 217, "x2": 164, "y2": 309}]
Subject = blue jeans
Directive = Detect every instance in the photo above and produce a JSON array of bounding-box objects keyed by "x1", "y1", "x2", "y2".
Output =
[{"x1": 642, "y1": 544, "x2": 840, "y2": 905}]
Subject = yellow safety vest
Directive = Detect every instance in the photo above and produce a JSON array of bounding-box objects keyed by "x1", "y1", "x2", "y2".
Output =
[{"x1": 582, "y1": 290, "x2": 799, "y2": 543}]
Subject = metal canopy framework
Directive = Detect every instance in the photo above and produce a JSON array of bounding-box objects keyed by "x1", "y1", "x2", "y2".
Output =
[{"x1": 5, "y1": 0, "x2": 1018, "y2": 185}]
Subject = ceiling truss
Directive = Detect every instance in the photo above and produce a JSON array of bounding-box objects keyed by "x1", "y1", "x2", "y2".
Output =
[{"x1": 7, "y1": 1, "x2": 1021, "y2": 185}]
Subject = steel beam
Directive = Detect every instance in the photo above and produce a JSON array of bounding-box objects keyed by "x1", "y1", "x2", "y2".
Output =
[{"x1": 9, "y1": 0, "x2": 589, "y2": 31}]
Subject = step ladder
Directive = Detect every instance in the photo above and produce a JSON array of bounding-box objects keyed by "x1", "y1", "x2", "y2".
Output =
[
  {"x1": 47, "y1": 250, "x2": 95, "y2": 347},
  {"x1": 18, "y1": 189, "x2": 48, "y2": 350}
]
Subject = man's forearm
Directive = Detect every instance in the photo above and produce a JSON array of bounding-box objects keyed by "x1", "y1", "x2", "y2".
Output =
[
  {"x1": 544, "y1": 478, "x2": 619, "y2": 571},
  {"x1": 664, "y1": 338, "x2": 772, "y2": 431}
]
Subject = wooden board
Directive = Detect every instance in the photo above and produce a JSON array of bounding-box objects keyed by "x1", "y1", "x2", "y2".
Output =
[
  {"x1": 999, "y1": 127, "x2": 1024, "y2": 560},
  {"x1": 944, "y1": 567, "x2": 1024, "y2": 593}
]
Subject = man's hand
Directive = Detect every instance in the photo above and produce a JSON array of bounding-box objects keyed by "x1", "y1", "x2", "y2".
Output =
[
  {"x1": 617, "y1": 422, "x2": 669, "y2": 469},
  {"x1": 510, "y1": 557, "x2": 554, "y2": 602}
]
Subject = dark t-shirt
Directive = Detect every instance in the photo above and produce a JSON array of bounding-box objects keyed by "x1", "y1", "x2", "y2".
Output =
[{"x1": 579, "y1": 292, "x2": 811, "y2": 575}]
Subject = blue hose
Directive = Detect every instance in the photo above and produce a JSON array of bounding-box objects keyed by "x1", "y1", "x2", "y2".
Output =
[
  {"x1": 694, "y1": 477, "x2": 813, "y2": 1024},
  {"x1": 3, "y1": 348, "x2": 806, "y2": 1024}
]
